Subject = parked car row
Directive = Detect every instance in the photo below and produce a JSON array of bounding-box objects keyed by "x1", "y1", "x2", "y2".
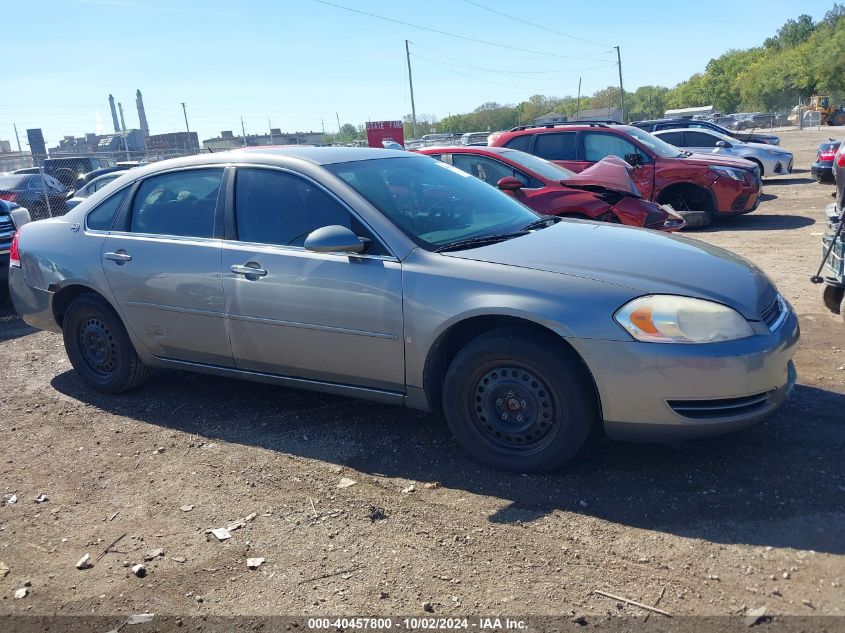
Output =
[
  {"x1": 488, "y1": 122, "x2": 765, "y2": 228},
  {"x1": 8, "y1": 146, "x2": 799, "y2": 472},
  {"x1": 811, "y1": 138, "x2": 842, "y2": 183}
]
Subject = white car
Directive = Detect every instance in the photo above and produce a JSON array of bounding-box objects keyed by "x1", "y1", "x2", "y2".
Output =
[
  {"x1": 65, "y1": 172, "x2": 124, "y2": 210},
  {"x1": 653, "y1": 128, "x2": 793, "y2": 178}
]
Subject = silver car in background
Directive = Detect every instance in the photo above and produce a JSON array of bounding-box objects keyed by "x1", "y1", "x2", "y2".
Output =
[
  {"x1": 653, "y1": 128, "x2": 794, "y2": 177},
  {"x1": 65, "y1": 172, "x2": 125, "y2": 210},
  {"x1": 8, "y1": 148, "x2": 799, "y2": 472}
]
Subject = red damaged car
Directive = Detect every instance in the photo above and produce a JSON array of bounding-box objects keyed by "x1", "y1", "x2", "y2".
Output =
[{"x1": 416, "y1": 146, "x2": 684, "y2": 231}]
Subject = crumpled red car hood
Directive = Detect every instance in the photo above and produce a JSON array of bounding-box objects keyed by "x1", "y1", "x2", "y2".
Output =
[{"x1": 561, "y1": 155, "x2": 642, "y2": 198}]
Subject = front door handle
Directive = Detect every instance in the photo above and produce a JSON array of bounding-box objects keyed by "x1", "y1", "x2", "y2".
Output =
[
  {"x1": 230, "y1": 263, "x2": 267, "y2": 277},
  {"x1": 104, "y1": 250, "x2": 132, "y2": 264}
]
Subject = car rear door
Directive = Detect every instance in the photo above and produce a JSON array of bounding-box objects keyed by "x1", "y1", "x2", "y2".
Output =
[
  {"x1": 100, "y1": 166, "x2": 233, "y2": 367},
  {"x1": 531, "y1": 131, "x2": 584, "y2": 172},
  {"x1": 220, "y1": 166, "x2": 405, "y2": 392}
]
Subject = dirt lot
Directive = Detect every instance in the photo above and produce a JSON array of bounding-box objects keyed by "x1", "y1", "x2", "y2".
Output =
[{"x1": 0, "y1": 129, "x2": 843, "y2": 626}]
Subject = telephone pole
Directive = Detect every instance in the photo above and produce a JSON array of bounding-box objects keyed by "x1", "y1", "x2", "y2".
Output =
[
  {"x1": 13, "y1": 123, "x2": 24, "y2": 164},
  {"x1": 241, "y1": 116, "x2": 247, "y2": 147},
  {"x1": 576, "y1": 77, "x2": 582, "y2": 121},
  {"x1": 615, "y1": 46, "x2": 625, "y2": 123},
  {"x1": 405, "y1": 40, "x2": 418, "y2": 138},
  {"x1": 268, "y1": 119, "x2": 273, "y2": 144},
  {"x1": 181, "y1": 103, "x2": 193, "y2": 150}
]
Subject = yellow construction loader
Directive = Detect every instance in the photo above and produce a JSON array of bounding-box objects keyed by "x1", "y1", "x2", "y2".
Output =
[{"x1": 789, "y1": 96, "x2": 845, "y2": 126}]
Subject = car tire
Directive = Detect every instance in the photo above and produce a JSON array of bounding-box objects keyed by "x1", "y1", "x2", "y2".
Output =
[
  {"x1": 823, "y1": 284, "x2": 844, "y2": 314},
  {"x1": 62, "y1": 294, "x2": 148, "y2": 394},
  {"x1": 441, "y1": 328, "x2": 597, "y2": 473}
]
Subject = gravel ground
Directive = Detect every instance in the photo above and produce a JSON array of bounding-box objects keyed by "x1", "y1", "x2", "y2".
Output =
[{"x1": 0, "y1": 129, "x2": 843, "y2": 626}]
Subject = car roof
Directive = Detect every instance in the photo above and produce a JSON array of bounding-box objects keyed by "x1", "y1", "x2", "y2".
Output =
[
  {"x1": 223, "y1": 146, "x2": 414, "y2": 164},
  {"x1": 417, "y1": 145, "x2": 509, "y2": 154}
]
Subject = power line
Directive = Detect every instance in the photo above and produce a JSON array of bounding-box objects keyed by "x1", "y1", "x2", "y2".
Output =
[
  {"x1": 309, "y1": 0, "x2": 604, "y2": 62},
  {"x1": 459, "y1": 0, "x2": 613, "y2": 49},
  {"x1": 410, "y1": 42, "x2": 615, "y2": 76}
]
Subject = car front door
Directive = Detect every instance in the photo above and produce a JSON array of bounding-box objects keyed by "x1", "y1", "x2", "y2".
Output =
[
  {"x1": 221, "y1": 166, "x2": 404, "y2": 392},
  {"x1": 449, "y1": 153, "x2": 546, "y2": 207},
  {"x1": 582, "y1": 131, "x2": 656, "y2": 200},
  {"x1": 100, "y1": 167, "x2": 233, "y2": 367},
  {"x1": 683, "y1": 130, "x2": 724, "y2": 155}
]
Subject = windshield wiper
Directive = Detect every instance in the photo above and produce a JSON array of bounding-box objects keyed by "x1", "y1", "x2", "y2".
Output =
[
  {"x1": 434, "y1": 231, "x2": 527, "y2": 253},
  {"x1": 521, "y1": 216, "x2": 561, "y2": 231}
]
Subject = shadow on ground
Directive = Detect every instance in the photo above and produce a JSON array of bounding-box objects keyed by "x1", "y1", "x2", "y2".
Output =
[
  {"x1": 0, "y1": 292, "x2": 36, "y2": 342},
  {"x1": 765, "y1": 176, "x2": 815, "y2": 186},
  {"x1": 51, "y1": 365, "x2": 845, "y2": 555},
  {"x1": 705, "y1": 214, "x2": 815, "y2": 232}
]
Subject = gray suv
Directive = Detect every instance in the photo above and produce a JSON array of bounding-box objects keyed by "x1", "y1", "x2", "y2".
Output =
[{"x1": 8, "y1": 148, "x2": 799, "y2": 472}]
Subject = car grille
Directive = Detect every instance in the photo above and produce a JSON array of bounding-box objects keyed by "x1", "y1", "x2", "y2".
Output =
[
  {"x1": 667, "y1": 391, "x2": 773, "y2": 420},
  {"x1": 0, "y1": 212, "x2": 14, "y2": 251},
  {"x1": 760, "y1": 295, "x2": 786, "y2": 330}
]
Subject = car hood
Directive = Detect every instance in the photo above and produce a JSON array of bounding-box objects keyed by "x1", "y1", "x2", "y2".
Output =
[
  {"x1": 561, "y1": 155, "x2": 641, "y2": 198},
  {"x1": 680, "y1": 152, "x2": 758, "y2": 170},
  {"x1": 742, "y1": 141, "x2": 791, "y2": 154},
  {"x1": 445, "y1": 221, "x2": 776, "y2": 319}
]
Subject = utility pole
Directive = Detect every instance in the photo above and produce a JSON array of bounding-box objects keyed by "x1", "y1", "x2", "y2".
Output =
[
  {"x1": 241, "y1": 116, "x2": 247, "y2": 147},
  {"x1": 181, "y1": 102, "x2": 193, "y2": 151},
  {"x1": 268, "y1": 119, "x2": 273, "y2": 145},
  {"x1": 336, "y1": 112, "x2": 342, "y2": 135},
  {"x1": 405, "y1": 40, "x2": 418, "y2": 138},
  {"x1": 576, "y1": 77, "x2": 582, "y2": 121},
  {"x1": 615, "y1": 46, "x2": 625, "y2": 123},
  {"x1": 13, "y1": 123, "x2": 25, "y2": 165}
]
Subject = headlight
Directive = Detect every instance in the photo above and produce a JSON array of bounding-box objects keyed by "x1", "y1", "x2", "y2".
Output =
[
  {"x1": 709, "y1": 165, "x2": 745, "y2": 181},
  {"x1": 767, "y1": 149, "x2": 790, "y2": 157},
  {"x1": 615, "y1": 295, "x2": 754, "y2": 343}
]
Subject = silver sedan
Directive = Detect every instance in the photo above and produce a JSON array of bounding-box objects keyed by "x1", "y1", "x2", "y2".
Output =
[
  {"x1": 653, "y1": 128, "x2": 794, "y2": 177},
  {"x1": 8, "y1": 148, "x2": 799, "y2": 472}
]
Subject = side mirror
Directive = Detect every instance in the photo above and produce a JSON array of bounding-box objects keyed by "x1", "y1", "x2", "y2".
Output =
[
  {"x1": 624, "y1": 152, "x2": 643, "y2": 167},
  {"x1": 715, "y1": 140, "x2": 731, "y2": 148},
  {"x1": 65, "y1": 190, "x2": 75, "y2": 200},
  {"x1": 304, "y1": 225, "x2": 368, "y2": 254},
  {"x1": 497, "y1": 176, "x2": 523, "y2": 191}
]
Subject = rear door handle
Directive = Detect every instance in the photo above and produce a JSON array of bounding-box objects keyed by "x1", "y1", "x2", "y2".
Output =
[
  {"x1": 230, "y1": 263, "x2": 267, "y2": 277},
  {"x1": 104, "y1": 251, "x2": 132, "y2": 264}
]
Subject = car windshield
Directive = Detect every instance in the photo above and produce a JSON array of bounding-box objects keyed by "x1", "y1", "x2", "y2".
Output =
[
  {"x1": 499, "y1": 149, "x2": 575, "y2": 180},
  {"x1": 327, "y1": 156, "x2": 540, "y2": 250},
  {"x1": 625, "y1": 127, "x2": 684, "y2": 158}
]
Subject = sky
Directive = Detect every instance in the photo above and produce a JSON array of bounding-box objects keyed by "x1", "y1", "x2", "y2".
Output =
[{"x1": 2, "y1": 0, "x2": 838, "y2": 147}]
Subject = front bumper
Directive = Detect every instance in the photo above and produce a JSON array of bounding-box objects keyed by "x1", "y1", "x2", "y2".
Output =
[{"x1": 569, "y1": 307, "x2": 800, "y2": 441}]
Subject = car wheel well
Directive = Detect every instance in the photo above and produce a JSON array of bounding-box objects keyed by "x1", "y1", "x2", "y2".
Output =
[
  {"x1": 746, "y1": 158, "x2": 764, "y2": 176},
  {"x1": 422, "y1": 315, "x2": 602, "y2": 419},
  {"x1": 656, "y1": 182, "x2": 716, "y2": 214},
  {"x1": 52, "y1": 285, "x2": 109, "y2": 329}
]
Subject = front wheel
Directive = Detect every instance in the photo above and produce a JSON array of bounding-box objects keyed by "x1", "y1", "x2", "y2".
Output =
[
  {"x1": 442, "y1": 328, "x2": 597, "y2": 472},
  {"x1": 62, "y1": 294, "x2": 148, "y2": 393}
]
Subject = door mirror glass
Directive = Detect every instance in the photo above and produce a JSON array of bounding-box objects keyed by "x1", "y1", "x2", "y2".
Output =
[
  {"x1": 715, "y1": 140, "x2": 730, "y2": 148},
  {"x1": 497, "y1": 176, "x2": 523, "y2": 191},
  {"x1": 304, "y1": 225, "x2": 367, "y2": 254},
  {"x1": 624, "y1": 152, "x2": 643, "y2": 167}
]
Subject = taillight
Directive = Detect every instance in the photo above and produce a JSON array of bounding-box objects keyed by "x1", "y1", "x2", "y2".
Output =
[
  {"x1": 819, "y1": 150, "x2": 837, "y2": 161},
  {"x1": 9, "y1": 231, "x2": 21, "y2": 268},
  {"x1": 0, "y1": 192, "x2": 18, "y2": 203},
  {"x1": 838, "y1": 153, "x2": 845, "y2": 167}
]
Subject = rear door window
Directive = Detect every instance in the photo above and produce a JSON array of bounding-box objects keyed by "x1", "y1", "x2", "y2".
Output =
[
  {"x1": 684, "y1": 131, "x2": 719, "y2": 148},
  {"x1": 534, "y1": 132, "x2": 577, "y2": 160},
  {"x1": 130, "y1": 169, "x2": 223, "y2": 238},
  {"x1": 657, "y1": 131, "x2": 684, "y2": 146},
  {"x1": 503, "y1": 134, "x2": 533, "y2": 152},
  {"x1": 87, "y1": 189, "x2": 129, "y2": 231}
]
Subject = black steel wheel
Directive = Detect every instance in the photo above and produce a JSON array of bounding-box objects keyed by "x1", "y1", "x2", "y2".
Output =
[
  {"x1": 442, "y1": 327, "x2": 597, "y2": 472},
  {"x1": 63, "y1": 294, "x2": 148, "y2": 393}
]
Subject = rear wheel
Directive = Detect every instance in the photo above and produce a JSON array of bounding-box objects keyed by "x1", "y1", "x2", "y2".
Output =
[
  {"x1": 62, "y1": 294, "x2": 148, "y2": 393},
  {"x1": 823, "y1": 284, "x2": 844, "y2": 314},
  {"x1": 441, "y1": 328, "x2": 597, "y2": 472}
]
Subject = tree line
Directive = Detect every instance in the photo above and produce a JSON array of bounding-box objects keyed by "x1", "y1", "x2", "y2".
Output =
[{"x1": 327, "y1": 5, "x2": 845, "y2": 142}]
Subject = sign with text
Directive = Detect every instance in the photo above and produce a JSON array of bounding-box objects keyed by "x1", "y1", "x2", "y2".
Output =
[{"x1": 366, "y1": 121, "x2": 405, "y2": 148}]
